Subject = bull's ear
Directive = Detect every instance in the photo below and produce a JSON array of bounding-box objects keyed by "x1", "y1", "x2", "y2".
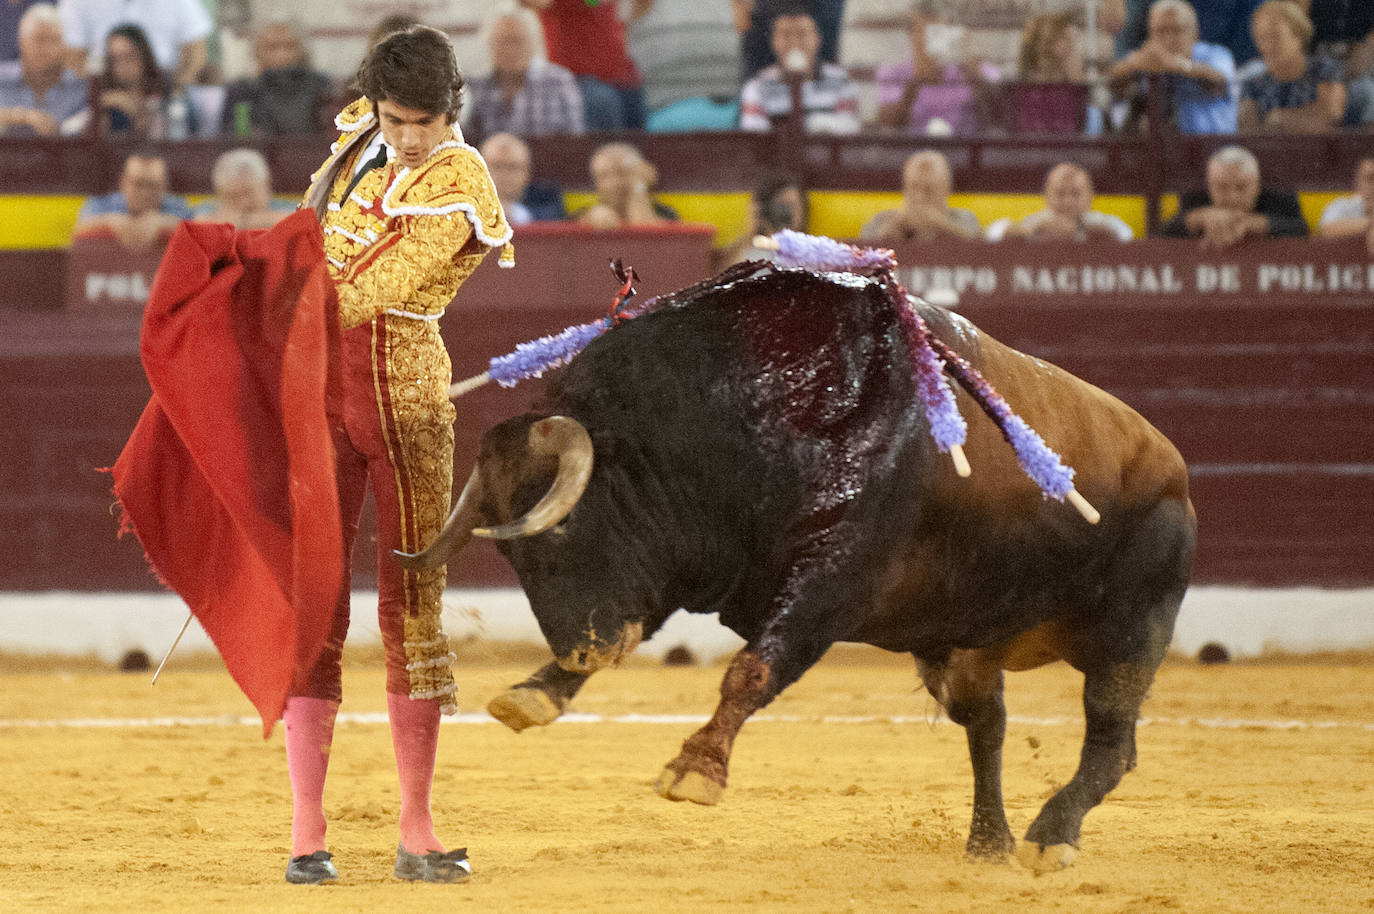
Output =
[
  {"x1": 470, "y1": 413, "x2": 551, "y2": 523},
  {"x1": 473, "y1": 416, "x2": 593, "y2": 539}
]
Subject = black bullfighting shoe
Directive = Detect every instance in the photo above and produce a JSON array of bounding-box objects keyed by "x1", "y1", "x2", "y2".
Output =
[
  {"x1": 393, "y1": 844, "x2": 472, "y2": 883},
  {"x1": 284, "y1": 850, "x2": 338, "y2": 884}
]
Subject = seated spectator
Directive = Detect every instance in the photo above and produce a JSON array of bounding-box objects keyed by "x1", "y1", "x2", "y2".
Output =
[
  {"x1": 1307, "y1": 0, "x2": 1374, "y2": 124},
  {"x1": 1159, "y1": 145, "x2": 1308, "y2": 246},
  {"x1": 1115, "y1": 0, "x2": 1266, "y2": 70},
  {"x1": 1, "y1": 0, "x2": 47, "y2": 63},
  {"x1": 1020, "y1": 11, "x2": 1086, "y2": 83},
  {"x1": 739, "y1": 2, "x2": 859, "y2": 134},
  {"x1": 628, "y1": 0, "x2": 740, "y2": 116},
  {"x1": 58, "y1": 0, "x2": 211, "y2": 87},
  {"x1": 519, "y1": 0, "x2": 646, "y2": 130},
  {"x1": 988, "y1": 163, "x2": 1133, "y2": 242},
  {"x1": 74, "y1": 150, "x2": 190, "y2": 251},
  {"x1": 860, "y1": 150, "x2": 981, "y2": 243},
  {"x1": 874, "y1": 0, "x2": 1000, "y2": 137},
  {"x1": 78, "y1": 24, "x2": 197, "y2": 139},
  {"x1": 736, "y1": 0, "x2": 845, "y2": 82},
  {"x1": 465, "y1": 9, "x2": 583, "y2": 143},
  {"x1": 1316, "y1": 156, "x2": 1374, "y2": 238},
  {"x1": 479, "y1": 131, "x2": 566, "y2": 226},
  {"x1": 573, "y1": 142, "x2": 679, "y2": 229},
  {"x1": 1239, "y1": 0, "x2": 1345, "y2": 132},
  {"x1": 1011, "y1": 11, "x2": 1097, "y2": 133},
  {"x1": 219, "y1": 18, "x2": 333, "y2": 138},
  {"x1": 0, "y1": 4, "x2": 85, "y2": 136},
  {"x1": 1109, "y1": 0, "x2": 1238, "y2": 133},
  {"x1": 193, "y1": 148, "x2": 292, "y2": 230},
  {"x1": 716, "y1": 167, "x2": 809, "y2": 267}
]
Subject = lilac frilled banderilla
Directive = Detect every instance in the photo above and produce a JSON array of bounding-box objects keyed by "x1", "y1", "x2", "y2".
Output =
[
  {"x1": 894, "y1": 287, "x2": 968, "y2": 467},
  {"x1": 448, "y1": 260, "x2": 651, "y2": 397},
  {"x1": 487, "y1": 320, "x2": 608, "y2": 388},
  {"x1": 768, "y1": 229, "x2": 896, "y2": 276},
  {"x1": 926, "y1": 335, "x2": 1077, "y2": 501}
]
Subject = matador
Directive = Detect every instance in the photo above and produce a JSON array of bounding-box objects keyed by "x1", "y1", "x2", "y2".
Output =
[{"x1": 285, "y1": 26, "x2": 511, "y2": 886}]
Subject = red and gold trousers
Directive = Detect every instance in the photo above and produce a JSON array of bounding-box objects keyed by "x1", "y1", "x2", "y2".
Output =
[{"x1": 291, "y1": 313, "x2": 458, "y2": 713}]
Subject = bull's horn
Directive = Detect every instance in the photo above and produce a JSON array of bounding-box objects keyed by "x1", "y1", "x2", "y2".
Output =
[
  {"x1": 474, "y1": 416, "x2": 593, "y2": 539},
  {"x1": 393, "y1": 465, "x2": 484, "y2": 570}
]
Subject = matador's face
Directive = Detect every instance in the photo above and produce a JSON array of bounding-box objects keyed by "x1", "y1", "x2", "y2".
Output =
[{"x1": 377, "y1": 100, "x2": 453, "y2": 170}]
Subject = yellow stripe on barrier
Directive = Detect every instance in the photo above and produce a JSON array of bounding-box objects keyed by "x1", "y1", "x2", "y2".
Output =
[
  {"x1": 0, "y1": 196, "x2": 86, "y2": 249},
  {"x1": 0, "y1": 190, "x2": 1334, "y2": 250}
]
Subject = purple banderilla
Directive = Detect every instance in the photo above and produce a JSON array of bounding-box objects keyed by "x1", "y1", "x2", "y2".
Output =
[{"x1": 487, "y1": 259, "x2": 653, "y2": 387}]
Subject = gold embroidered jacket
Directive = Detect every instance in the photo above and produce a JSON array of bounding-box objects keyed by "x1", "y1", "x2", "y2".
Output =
[{"x1": 305, "y1": 98, "x2": 513, "y2": 329}]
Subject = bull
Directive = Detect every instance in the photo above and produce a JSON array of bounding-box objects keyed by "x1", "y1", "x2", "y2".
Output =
[{"x1": 399, "y1": 266, "x2": 1195, "y2": 872}]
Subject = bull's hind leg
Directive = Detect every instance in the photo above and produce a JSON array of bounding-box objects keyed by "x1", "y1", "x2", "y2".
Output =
[
  {"x1": 1018, "y1": 501, "x2": 1191, "y2": 873},
  {"x1": 1016, "y1": 660, "x2": 1158, "y2": 874},
  {"x1": 487, "y1": 662, "x2": 590, "y2": 732},
  {"x1": 918, "y1": 650, "x2": 1016, "y2": 861}
]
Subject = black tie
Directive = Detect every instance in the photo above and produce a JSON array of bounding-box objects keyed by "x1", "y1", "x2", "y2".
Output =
[{"x1": 339, "y1": 144, "x2": 389, "y2": 204}]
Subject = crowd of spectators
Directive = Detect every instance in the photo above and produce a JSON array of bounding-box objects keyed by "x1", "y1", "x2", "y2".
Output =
[
  {"x1": 2, "y1": 0, "x2": 1371, "y2": 258},
  {"x1": 2, "y1": 1, "x2": 1370, "y2": 140},
  {"x1": 6, "y1": 0, "x2": 1367, "y2": 145}
]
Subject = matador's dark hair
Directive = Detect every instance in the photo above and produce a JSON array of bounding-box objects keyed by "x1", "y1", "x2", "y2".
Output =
[{"x1": 355, "y1": 25, "x2": 464, "y2": 122}]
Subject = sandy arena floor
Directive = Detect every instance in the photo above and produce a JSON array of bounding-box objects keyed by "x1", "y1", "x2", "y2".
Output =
[{"x1": 1, "y1": 644, "x2": 1371, "y2": 914}]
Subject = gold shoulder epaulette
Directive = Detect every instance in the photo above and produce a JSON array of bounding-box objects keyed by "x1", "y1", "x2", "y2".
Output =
[{"x1": 384, "y1": 143, "x2": 513, "y2": 250}]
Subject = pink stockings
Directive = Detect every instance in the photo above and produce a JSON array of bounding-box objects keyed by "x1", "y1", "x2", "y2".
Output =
[
  {"x1": 285, "y1": 693, "x2": 446, "y2": 857},
  {"x1": 284, "y1": 696, "x2": 338, "y2": 857},
  {"x1": 388, "y1": 692, "x2": 446, "y2": 854}
]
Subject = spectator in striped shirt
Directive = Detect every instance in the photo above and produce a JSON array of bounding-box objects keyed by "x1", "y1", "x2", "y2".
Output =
[
  {"x1": 464, "y1": 8, "x2": 584, "y2": 144},
  {"x1": 738, "y1": 2, "x2": 858, "y2": 134}
]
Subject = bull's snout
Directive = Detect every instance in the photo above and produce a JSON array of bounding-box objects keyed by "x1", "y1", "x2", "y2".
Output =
[{"x1": 556, "y1": 622, "x2": 645, "y2": 673}]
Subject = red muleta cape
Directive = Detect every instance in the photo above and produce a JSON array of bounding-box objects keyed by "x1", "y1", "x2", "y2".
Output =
[{"x1": 112, "y1": 210, "x2": 343, "y2": 737}]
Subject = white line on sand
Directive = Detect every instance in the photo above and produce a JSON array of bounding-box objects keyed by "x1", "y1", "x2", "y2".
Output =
[{"x1": 2, "y1": 712, "x2": 1370, "y2": 731}]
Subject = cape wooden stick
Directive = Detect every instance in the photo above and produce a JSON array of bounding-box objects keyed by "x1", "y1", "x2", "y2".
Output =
[{"x1": 151, "y1": 612, "x2": 193, "y2": 685}]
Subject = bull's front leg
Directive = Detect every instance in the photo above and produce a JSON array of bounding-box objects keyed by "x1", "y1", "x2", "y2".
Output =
[
  {"x1": 487, "y1": 662, "x2": 590, "y2": 732},
  {"x1": 653, "y1": 647, "x2": 775, "y2": 805},
  {"x1": 655, "y1": 518, "x2": 853, "y2": 805}
]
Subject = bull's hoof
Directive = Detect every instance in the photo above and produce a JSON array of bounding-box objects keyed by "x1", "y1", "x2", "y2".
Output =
[
  {"x1": 487, "y1": 687, "x2": 562, "y2": 732},
  {"x1": 1015, "y1": 841, "x2": 1077, "y2": 874},
  {"x1": 653, "y1": 767, "x2": 724, "y2": 805}
]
